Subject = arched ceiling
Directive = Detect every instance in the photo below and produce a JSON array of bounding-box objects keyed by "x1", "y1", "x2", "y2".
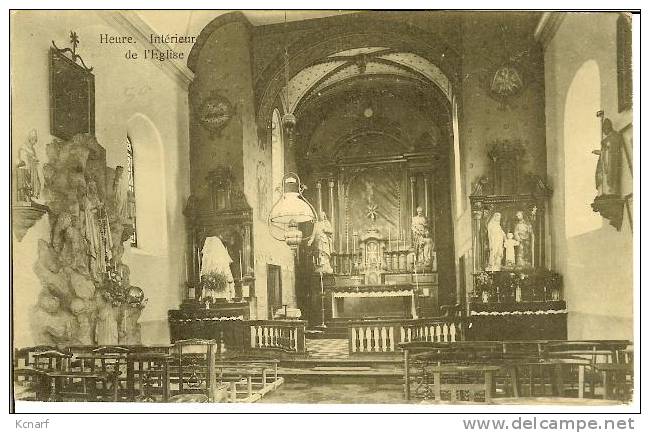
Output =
[
  {"x1": 295, "y1": 76, "x2": 450, "y2": 167},
  {"x1": 282, "y1": 47, "x2": 452, "y2": 115}
]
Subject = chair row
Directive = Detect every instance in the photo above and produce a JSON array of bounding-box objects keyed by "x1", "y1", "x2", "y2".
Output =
[
  {"x1": 400, "y1": 340, "x2": 633, "y2": 403},
  {"x1": 13, "y1": 340, "x2": 283, "y2": 403}
]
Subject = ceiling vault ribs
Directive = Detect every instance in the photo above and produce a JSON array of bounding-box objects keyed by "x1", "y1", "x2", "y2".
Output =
[{"x1": 287, "y1": 49, "x2": 453, "y2": 116}]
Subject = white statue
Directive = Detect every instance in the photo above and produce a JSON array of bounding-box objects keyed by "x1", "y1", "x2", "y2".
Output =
[
  {"x1": 486, "y1": 212, "x2": 506, "y2": 271},
  {"x1": 504, "y1": 232, "x2": 519, "y2": 267},
  {"x1": 513, "y1": 210, "x2": 534, "y2": 267},
  {"x1": 95, "y1": 294, "x2": 119, "y2": 345},
  {"x1": 418, "y1": 227, "x2": 435, "y2": 268},
  {"x1": 17, "y1": 129, "x2": 43, "y2": 203},
  {"x1": 308, "y1": 211, "x2": 334, "y2": 274},
  {"x1": 112, "y1": 166, "x2": 129, "y2": 224},
  {"x1": 411, "y1": 206, "x2": 428, "y2": 246},
  {"x1": 82, "y1": 179, "x2": 110, "y2": 281},
  {"x1": 200, "y1": 236, "x2": 235, "y2": 301}
]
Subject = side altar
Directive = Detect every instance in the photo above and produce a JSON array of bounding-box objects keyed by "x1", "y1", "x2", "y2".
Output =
[
  {"x1": 466, "y1": 141, "x2": 567, "y2": 341},
  {"x1": 168, "y1": 166, "x2": 254, "y2": 341}
]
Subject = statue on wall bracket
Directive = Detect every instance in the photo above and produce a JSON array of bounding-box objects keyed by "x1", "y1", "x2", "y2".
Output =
[{"x1": 591, "y1": 112, "x2": 628, "y2": 231}]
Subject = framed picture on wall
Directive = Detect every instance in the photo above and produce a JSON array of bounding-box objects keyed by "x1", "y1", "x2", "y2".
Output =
[
  {"x1": 617, "y1": 13, "x2": 632, "y2": 112},
  {"x1": 49, "y1": 47, "x2": 95, "y2": 140}
]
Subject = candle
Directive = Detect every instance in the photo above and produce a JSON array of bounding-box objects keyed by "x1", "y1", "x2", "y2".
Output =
[
  {"x1": 239, "y1": 250, "x2": 243, "y2": 280},
  {"x1": 388, "y1": 227, "x2": 391, "y2": 252}
]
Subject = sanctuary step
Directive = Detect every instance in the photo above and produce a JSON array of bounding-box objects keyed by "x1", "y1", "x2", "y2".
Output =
[{"x1": 306, "y1": 326, "x2": 348, "y2": 339}]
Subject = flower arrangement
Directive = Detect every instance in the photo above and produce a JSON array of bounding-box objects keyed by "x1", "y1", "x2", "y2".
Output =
[
  {"x1": 201, "y1": 271, "x2": 229, "y2": 292},
  {"x1": 200, "y1": 271, "x2": 230, "y2": 307}
]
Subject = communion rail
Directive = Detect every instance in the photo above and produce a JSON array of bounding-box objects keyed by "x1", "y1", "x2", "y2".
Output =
[
  {"x1": 348, "y1": 317, "x2": 465, "y2": 355},
  {"x1": 249, "y1": 320, "x2": 307, "y2": 354}
]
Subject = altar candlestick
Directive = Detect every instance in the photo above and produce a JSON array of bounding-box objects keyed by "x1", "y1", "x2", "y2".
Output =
[
  {"x1": 414, "y1": 260, "x2": 420, "y2": 292},
  {"x1": 319, "y1": 272, "x2": 326, "y2": 327},
  {"x1": 239, "y1": 250, "x2": 243, "y2": 280},
  {"x1": 346, "y1": 230, "x2": 349, "y2": 254},
  {"x1": 388, "y1": 227, "x2": 391, "y2": 251}
]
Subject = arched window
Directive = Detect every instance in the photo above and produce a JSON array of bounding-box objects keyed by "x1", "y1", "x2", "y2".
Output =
[
  {"x1": 126, "y1": 135, "x2": 138, "y2": 247},
  {"x1": 564, "y1": 60, "x2": 603, "y2": 237},
  {"x1": 126, "y1": 113, "x2": 168, "y2": 255},
  {"x1": 271, "y1": 109, "x2": 284, "y2": 202}
]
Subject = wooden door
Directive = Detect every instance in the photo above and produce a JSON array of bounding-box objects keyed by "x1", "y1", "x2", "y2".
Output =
[{"x1": 267, "y1": 265, "x2": 282, "y2": 319}]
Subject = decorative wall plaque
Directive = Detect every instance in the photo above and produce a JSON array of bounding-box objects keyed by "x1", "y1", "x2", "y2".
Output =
[{"x1": 49, "y1": 32, "x2": 95, "y2": 140}]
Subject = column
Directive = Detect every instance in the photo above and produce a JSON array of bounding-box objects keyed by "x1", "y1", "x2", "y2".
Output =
[
  {"x1": 471, "y1": 205, "x2": 483, "y2": 273},
  {"x1": 411, "y1": 291, "x2": 418, "y2": 319},
  {"x1": 409, "y1": 176, "x2": 417, "y2": 216},
  {"x1": 328, "y1": 179, "x2": 336, "y2": 251},
  {"x1": 243, "y1": 224, "x2": 252, "y2": 275},
  {"x1": 424, "y1": 177, "x2": 430, "y2": 218},
  {"x1": 409, "y1": 176, "x2": 416, "y2": 246},
  {"x1": 425, "y1": 175, "x2": 435, "y2": 237}
]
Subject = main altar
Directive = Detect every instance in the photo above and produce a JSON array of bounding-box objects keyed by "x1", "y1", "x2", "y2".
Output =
[{"x1": 295, "y1": 132, "x2": 451, "y2": 328}]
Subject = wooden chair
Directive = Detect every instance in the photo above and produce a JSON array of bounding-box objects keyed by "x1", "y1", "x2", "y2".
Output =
[
  {"x1": 215, "y1": 359, "x2": 282, "y2": 402},
  {"x1": 413, "y1": 364, "x2": 502, "y2": 403},
  {"x1": 13, "y1": 348, "x2": 68, "y2": 401},
  {"x1": 595, "y1": 362, "x2": 633, "y2": 401},
  {"x1": 126, "y1": 352, "x2": 172, "y2": 402},
  {"x1": 545, "y1": 341, "x2": 630, "y2": 398},
  {"x1": 505, "y1": 358, "x2": 595, "y2": 399},
  {"x1": 14, "y1": 348, "x2": 118, "y2": 402},
  {"x1": 168, "y1": 339, "x2": 228, "y2": 403},
  {"x1": 73, "y1": 347, "x2": 131, "y2": 401}
]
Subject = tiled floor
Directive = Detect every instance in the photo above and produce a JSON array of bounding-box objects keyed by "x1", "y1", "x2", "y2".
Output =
[{"x1": 306, "y1": 339, "x2": 349, "y2": 359}]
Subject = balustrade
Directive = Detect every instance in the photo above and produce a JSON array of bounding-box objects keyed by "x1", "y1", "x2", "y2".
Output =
[
  {"x1": 249, "y1": 320, "x2": 306, "y2": 353},
  {"x1": 348, "y1": 318, "x2": 464, "y2": 355}
]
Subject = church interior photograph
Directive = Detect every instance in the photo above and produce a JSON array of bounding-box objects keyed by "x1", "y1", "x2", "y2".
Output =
[{"x1": 10, "y1": 10, "x2": 635, "y2": 407}]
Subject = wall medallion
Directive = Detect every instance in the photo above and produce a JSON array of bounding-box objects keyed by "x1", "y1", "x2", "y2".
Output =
[
  {"x1": 489, "y1": 64, "x2": 524, "y2": 102},
  {"x1": 198, "y1": 93, "x2": 234, "y2": 135}
]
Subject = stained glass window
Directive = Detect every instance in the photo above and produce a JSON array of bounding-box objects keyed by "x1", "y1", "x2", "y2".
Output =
[{"x1": 126, "y1": 135, "x2": 138, "y2": 247}]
